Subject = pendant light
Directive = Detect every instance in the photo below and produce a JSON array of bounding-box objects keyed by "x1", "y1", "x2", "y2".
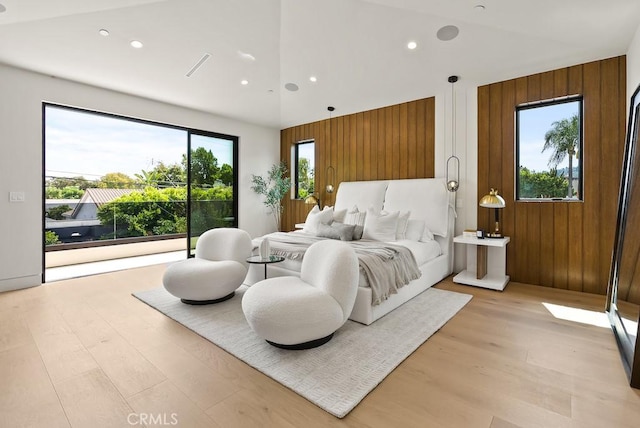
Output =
[
  {"x1": 325, "y1": 106, "x2": 336, "y2": 194},
  {"x1": 446, "y1": 76, "x2": 460, "y2": 192}
]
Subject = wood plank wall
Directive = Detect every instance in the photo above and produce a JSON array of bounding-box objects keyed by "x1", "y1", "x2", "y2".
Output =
[
  {"x1": 280, "y1": 97, "x2": 435, "y2": 232},
  {"x1": 478, "y1": 56, "x2": 627, "y2": 295}
]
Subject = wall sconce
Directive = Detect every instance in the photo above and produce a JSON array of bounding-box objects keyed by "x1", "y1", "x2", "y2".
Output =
[
  {"x1": 446, "y1": 75, "x2": 460, "y2": 192},
  {"x1": 479, "y1": 188, "x2": 506, "y2": 238},
  {"x1": 326, "y1": 106, "x2": 335, "y2": 195},
  {"x1": 325, "y1": 165, "x2": 335, "y2": 193}
]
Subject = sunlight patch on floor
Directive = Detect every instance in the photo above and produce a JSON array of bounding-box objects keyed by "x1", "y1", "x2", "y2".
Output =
[{"x1": 542, "y1": 302, "x2": 610, "y2": 328}]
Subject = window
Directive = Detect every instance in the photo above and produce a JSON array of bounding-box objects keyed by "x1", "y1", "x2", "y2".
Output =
[
  {"x1": 516, "y1": 97, "x2": 583, "y2": 200},
  {"x1": 294, "y1": 140, "x2": 315, "y2": 199}
]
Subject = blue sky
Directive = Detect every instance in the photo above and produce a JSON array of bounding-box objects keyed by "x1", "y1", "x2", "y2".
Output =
[
  {"x1": 518, "y1": 100, "x2": 580, "y2": 172},
  {"x1": 45, "y1": 106, "x2": 233, "y2": 181}
]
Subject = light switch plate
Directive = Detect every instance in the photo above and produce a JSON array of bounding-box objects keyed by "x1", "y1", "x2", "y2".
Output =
[{"x1": 9, "y1": 191, "x2": 25, "y2": 202}]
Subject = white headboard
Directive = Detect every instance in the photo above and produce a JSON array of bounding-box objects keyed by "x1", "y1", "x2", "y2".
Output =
[{"x1": 334, "y1": 178, "x2": 454, "y2": 255}]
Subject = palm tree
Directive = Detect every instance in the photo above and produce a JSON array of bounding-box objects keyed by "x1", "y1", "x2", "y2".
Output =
[{"x1": 542, "y1": 114, "x2": 579, "y2": 198}]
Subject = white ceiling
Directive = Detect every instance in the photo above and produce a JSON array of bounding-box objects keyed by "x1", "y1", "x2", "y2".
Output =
[{"x1": 0, "y1": 0, "x2": 639, "y2": 129}]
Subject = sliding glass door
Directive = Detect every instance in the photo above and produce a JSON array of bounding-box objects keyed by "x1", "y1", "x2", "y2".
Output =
[{"x1": 187, "y1": 132, "x2": 239, "y2": 255}]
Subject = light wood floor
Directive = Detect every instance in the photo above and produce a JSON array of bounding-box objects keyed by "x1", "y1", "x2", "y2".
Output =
[{"x1": 1, "y1": 265, "x2": 639, "y2": 428}]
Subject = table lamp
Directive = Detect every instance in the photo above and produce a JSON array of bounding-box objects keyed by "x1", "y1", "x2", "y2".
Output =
[{"x1": 479, "y1": 188, "x2": 505, "y2": 238}]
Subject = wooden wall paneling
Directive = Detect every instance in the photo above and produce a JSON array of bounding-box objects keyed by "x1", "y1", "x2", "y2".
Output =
[
  {"x1": 526, "y1": 203, "x2": 542, "y2": 285},
  {"x1": 488, "y1": 83, "x2": 503, "y2": 203},
  {"x1": 392, "y1": 105, "x2": 401, "y2": 179},
  {"x1": 385, "y1": 106, "x2": 394, "y2": 179},
  {"x1": 599, "y1": 57, "x2": 624, "y2": 294},
  {"x1": 581, "y1": 60, "x2": 602, "y2": 294},
  {"x1": 363, "y1": 111, "x2": 371, "y2": 181},
  {"x1": 539, "y1": 202, "x2": 555, "y2": 287},
  {"x1": 501, "y1": 79, "x2": 517, "y2": 280},
  {"x1": 477, "y1": 86, "x2": 491, "y2": 234},
  {"x1": 514, "y1": 203, "x2": 528, "y2": 282},
  {"x1": 567, "y1": 202, "x2": 584, "y2": 292},
  {"x1": 369, "y1": 110, "x2": 378, "y2": 180},
  {"x1": 280, "y1": 96, "x2": 436, "y2": 227},
  {"x1": 568, "y1": 64, "x2": 583, "y2": 96},
  {"x1": 356, "y1": 112, "x2": 364, "y2": 181},
  {"x1": 399, "y1": 103, "x2": 409, "y2": 179},
  {"x1": 540, "y1": 71, "x2": 555, "y2": 99},
  {"x1": 416, "y1": 100, "x2": 426, "y2": 177},
  {"x1": 478, "y1": 56, "x2": 625, "y2": 294},
  {"x1": 553, "y1": 203, "x2": 569, "y2": 289},
  {"x1": 554, "y1": 67, "x2": 568, "y2": 97},
  {"x1": 407, "y1": 101, "x2": 417, "y2": 178},
  {"x1": 349, "y1": 115, "x2": 357, "y2": 182},
  {"x1": 377, "y1": 108, "x2": 386, "y2": 179},
  {"x1": 425, "y1": 98, "x2": 436, "y2": 176}
]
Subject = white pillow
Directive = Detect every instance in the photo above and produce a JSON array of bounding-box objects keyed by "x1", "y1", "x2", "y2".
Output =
[
  {"x1": 405, "y1": 219, "x2": 425, "y2": 241},
  {"x1": 421, "y1": 226, "x2": 435, "y2": 242},
  {"x1": 397, "y1": 211, "x2": 410, "y2": 240},
  {"x1": 303, "y1": 206, "x2": 334, "y2": 235},
  {"x1": 345, "y1": 205, "x2": 366, "y2": 226},
  {"x1": 325, "y1": 205, "x2": 347, "y2": 223},
  {"x1": 363, "y1": 209, "x2": 399, "y2": 241}
]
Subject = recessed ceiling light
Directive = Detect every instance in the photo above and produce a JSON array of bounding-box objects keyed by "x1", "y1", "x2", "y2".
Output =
[
  {"x1": 284, "y1": 82, "x2": 299, "y2": 92},
  {"x1": 407, "y1": 41, "x2": 417, "y2": 50},
  {"x1": 436, "y1": 25, "x2": 459, "y2": 41},
  {"x1": 309, "y1": 76, "x2": 317, "y2": 83},
  {"x1": 130, "y1": 40, "x2": 143, "y2": 49},
  {"x1": 0, "y1": 4, "x2": 7, "y2": 13},
  {"x1": 98, "y1": 29, "x2": 110, "y2": 37},
  {"x1": 474, "y1": 4, "x2": 486, "y2": 11},
  {"x1": 241, "y1": 79, "x2": 249, "y2": 85}
]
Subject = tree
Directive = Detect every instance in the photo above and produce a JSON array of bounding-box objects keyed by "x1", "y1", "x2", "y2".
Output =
[
  {"x1": 97, "y1": 172, "x2": 138, "y2": 189},
  {"x1": 542, "y1": 114, "x2": 579, "y2": 198},
  {"x1": 519, "y1": 167, "x2": 568, "y2": 198},
  {"x1": 47, "y1": 176, "x2": 92, "y2": 190},
  {"x1": 183, "y1": 147, "x2": 219, "y2": 187},
  {"x1": 47, "y1": 204, "x2": 71, "y2": 220},
  {"x1": 297, "y1": 157, "x2": 314, "y2": 198},
  {"x1": 219, "y1": 164, "x2": 234, "y2": 186},
  {"x1": 135, "y1": 161, "x2": 185, "y2": 188},
  {"x1": 44, "y1": 230, "x2": 61, "y2": 245},
  {"x1": 251, "y1": 162, "x2": 290, "y2": 231}
]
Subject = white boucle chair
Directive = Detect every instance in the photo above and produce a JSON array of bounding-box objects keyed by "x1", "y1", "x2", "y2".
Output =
[
  {"x1": 163, "y1": 228, "x2": 252, "y2": 304},
  {"x1": 242, "y1": 240, "x2": 359, "y2": 349}
]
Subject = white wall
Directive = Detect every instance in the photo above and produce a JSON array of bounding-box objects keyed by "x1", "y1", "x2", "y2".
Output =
[
  {"x1": 627, "y1": 22, "x2": 640, "y2": 108},
  {"x1": 0, "y1": 63, "x2": 280, "y2": 292},
  {"x1": 435, "y1": 81, "x2": 479, "y2": 273}
]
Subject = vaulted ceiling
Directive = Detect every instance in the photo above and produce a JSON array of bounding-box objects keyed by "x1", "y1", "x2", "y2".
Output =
[{"x1": 0, "y1": 0, "x2": 639, "y2": 128}]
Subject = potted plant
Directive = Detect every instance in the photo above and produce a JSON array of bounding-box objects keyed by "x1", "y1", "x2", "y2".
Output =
[{"x1": 251, "y1": 162, "x2": 290, "y2": 231}]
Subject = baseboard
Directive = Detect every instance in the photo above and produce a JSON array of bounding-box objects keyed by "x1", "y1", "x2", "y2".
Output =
[{"x1": 0, "y1": 274, "x2": 41, "y2": 293}]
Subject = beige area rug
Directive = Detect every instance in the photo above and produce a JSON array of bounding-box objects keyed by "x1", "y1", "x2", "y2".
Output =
[{"x1": 133, "y1": 285, "x2": 471, "y2": 418}]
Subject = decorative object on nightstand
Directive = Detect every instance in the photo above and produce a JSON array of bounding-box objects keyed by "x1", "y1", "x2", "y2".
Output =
[
  {"x1": 453, "y1": 234, "x2": 510, "y2": 290},
  {"x1": 479, "y1": 188, "x2": 506, "y2": 238},
  {"x1": 304, "y1": 194, "x2": 321, "y2": 209}
]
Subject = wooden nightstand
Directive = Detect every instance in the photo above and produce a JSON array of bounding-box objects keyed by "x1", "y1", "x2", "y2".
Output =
[{"x1": 453, "y1": 235, "x2": 510, "y2": 290}]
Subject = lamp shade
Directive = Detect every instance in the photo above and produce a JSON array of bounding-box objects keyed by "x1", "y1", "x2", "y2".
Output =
[
  {"x1": 304, "y1": 195, "x2": 320, "y2": 207},
  {"x1": 479, "y1": 188, "x2": 505, "y2": 208}
]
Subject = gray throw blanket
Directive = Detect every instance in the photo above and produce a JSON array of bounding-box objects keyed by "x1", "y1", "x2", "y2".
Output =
[{"x1": 256, "y1": 232, "x2": 422, "y2": 306}]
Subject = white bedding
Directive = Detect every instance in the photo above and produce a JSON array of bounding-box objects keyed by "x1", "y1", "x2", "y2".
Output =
[{"x1": 250, "y1": 232, "x2": 441, "y2": 290}]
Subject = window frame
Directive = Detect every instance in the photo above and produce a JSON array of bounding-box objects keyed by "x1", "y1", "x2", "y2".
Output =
[
  {"x1": 293, "y1": 139, "x2": 315, "y2": 200},
  {"x1": 515, "y1": 96, "x2": 584, "y2": 201}
]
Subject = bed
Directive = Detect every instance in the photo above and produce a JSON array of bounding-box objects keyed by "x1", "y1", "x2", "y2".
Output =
[{"x1": 245, "y1": 178, "x2": 455, "y2": 325}]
